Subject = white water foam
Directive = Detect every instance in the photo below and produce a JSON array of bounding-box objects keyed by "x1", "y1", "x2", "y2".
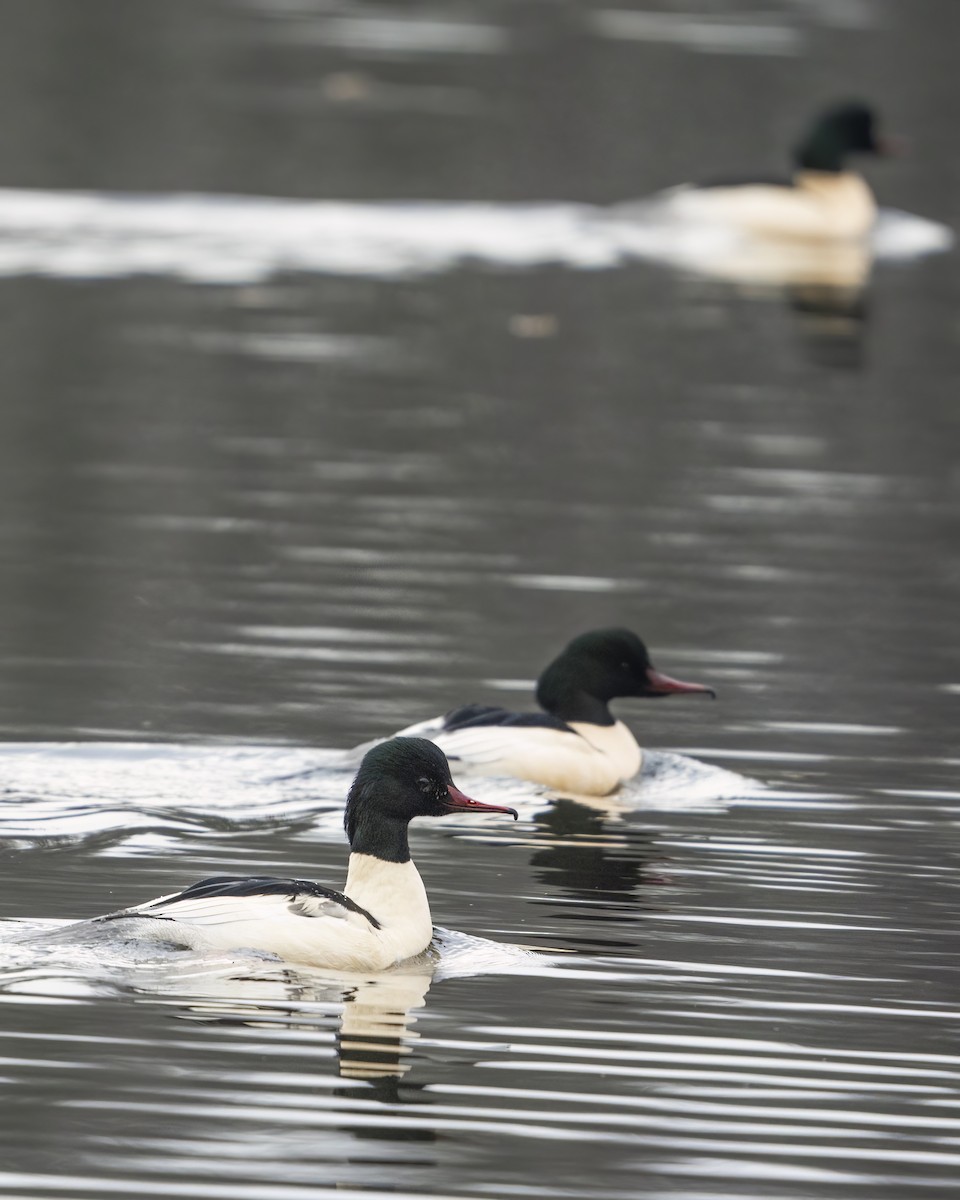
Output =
[{"x1": 0, "y1": 187, "x2": 948, "y2": 284}]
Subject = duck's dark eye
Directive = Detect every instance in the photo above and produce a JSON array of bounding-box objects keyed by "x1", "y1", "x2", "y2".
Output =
[{"x1": 417, "y1": 777, "x2": 433, "y2": 794}]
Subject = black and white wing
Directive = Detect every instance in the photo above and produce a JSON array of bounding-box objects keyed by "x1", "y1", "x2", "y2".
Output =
[{"x1": 96, "y1": 875, "x2": 380, "y2": 931}]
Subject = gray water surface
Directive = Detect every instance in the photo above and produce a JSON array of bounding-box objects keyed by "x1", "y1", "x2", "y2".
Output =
[{"x1": 0, "y1": 2, "x2": 958, "y2": 1198}]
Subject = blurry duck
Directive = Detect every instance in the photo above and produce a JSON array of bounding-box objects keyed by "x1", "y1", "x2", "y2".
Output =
[
  {"x1": 85, "y1": 738, "x2": 518, "y2": 971},
  {"x1": 659, "y1": 102, "x2": 890, "y2": 242},
  {"x1": 395, "y1": 628, "x2": 715, "y2": 795}
]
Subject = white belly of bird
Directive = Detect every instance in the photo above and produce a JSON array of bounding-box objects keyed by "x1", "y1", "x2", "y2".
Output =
[{"x1": 433, "y1": 719, "x2": 642, "y2": 795}]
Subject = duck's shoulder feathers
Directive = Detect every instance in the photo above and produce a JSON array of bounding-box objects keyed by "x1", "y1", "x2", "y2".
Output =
[
  {"x1": 442, "y1": 704, "x2": 573, "y2": 733},
  {"x1": 396, "y1": 704, "x2": 573, "y2": 741},
  {"x1": 694, "y1": 172, "x2": 794, "y2": 191}
]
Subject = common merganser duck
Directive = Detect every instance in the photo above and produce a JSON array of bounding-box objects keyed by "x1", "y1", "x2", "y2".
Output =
[
  {"x1": 661, "y1": 102, "x2": 889, "y2": 241},
  {"x1": 396, "y1": 628, "x2": 715, "y2": 796},
  {"x1": 88, "y1": 738, "x2": 518, "y2": 971}
]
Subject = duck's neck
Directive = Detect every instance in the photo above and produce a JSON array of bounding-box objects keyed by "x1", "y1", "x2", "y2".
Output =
[
  {"x1": 344, "y1": 852, "x2": 432, "y2": 937},
  {"x1": 793, "y1": 129, "x2": 848, "y2": 174},
  {"x1": 347, "y1": 811, "x2": 410, "y2": 863},
  {"x1": 793, "y1": 169, "x2": 871, "y2": 197},
  {"x1": 537, "y1": 679, "x2": 615, "y2": 726}
]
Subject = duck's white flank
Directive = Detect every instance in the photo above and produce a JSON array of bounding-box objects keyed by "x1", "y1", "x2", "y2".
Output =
[
  {"x1": 117, "y1": 854, "x2": 434, "y2": 971},
  {"x1": 672, "y1": 171, "x2": 876, "y2": 241},
  {"x1": 429, "y1": 719, "x2": 642, "y2": 795}
]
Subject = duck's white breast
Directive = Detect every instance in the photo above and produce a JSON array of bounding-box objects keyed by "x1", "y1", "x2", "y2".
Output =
[{"x1": 343, "y1": 854, "x2": 434, "y2": 965}]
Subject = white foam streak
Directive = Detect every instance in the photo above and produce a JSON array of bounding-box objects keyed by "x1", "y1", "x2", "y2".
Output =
[{"x1": 0, "y1": 188, "x2": 948, "y2": 285}]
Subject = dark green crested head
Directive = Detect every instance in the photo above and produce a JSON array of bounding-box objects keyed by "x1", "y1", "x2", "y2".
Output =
[
  {"x1": 536, "y1": 627, "x2": 715, "y2": 725},
  {"x1": 794, "y1": 102, "x2": 883, "y2": 172},
  {"x1": 344, "y1": 737, "x2": 517, "y2": 862}
]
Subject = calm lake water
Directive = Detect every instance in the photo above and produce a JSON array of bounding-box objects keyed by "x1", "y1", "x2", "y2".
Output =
[{"x1": 0, "y1": 2, "x2": 958, "y2": 1199}]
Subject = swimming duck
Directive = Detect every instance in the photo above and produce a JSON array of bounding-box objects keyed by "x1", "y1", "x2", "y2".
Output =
[
  {"x1": 89, "y1": 738, "x2": 518, "y2": 971},
  {"x1": 396, "y1": 628, "x2": 715, "y2": 795},
  {"x1": 660, "y1": 102, "x2": 889, "y2": 241}
]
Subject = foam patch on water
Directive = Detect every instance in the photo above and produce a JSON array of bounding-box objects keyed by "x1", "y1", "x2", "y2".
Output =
[
  {"x1": 0, "y1": 741, "x2": 351, "y2": 846},
  {"x1": 0, "y1": 190, "x2": 610, "y2": 282},
  {"x1": 872, "y1": 208, "x2": 957, "y2": 257},
  {"x1": 0, "y1": 187, "x2": 948, "y2": 284},
  {"x1": 629, "y1": 749, "x2": 764, "y2": 808}
]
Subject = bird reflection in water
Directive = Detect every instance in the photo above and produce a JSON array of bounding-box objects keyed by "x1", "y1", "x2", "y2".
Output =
[
  {"x1": 336, "y1": 968, "x2": 432, "y2": 1081},
  {"x1": 140, "y1": 958, "x2": 435, "y2": 1082},
  {"x1": 684, "y1": 239, "x2": 872, "y2": 369},
  {"x1": 609, "y1": 205, "x2": 874, "y2": 367},
  {"x1": 530, "y1": 797, "x2": 659, "y2": 912},
  {"x1": 785, "y1": 274, "x2": 870, "y2": 370}
]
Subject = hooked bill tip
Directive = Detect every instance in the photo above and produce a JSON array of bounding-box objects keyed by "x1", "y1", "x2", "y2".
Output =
[{"x1": 446, "y1": 783, "x2": 518, "y2": 820}]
